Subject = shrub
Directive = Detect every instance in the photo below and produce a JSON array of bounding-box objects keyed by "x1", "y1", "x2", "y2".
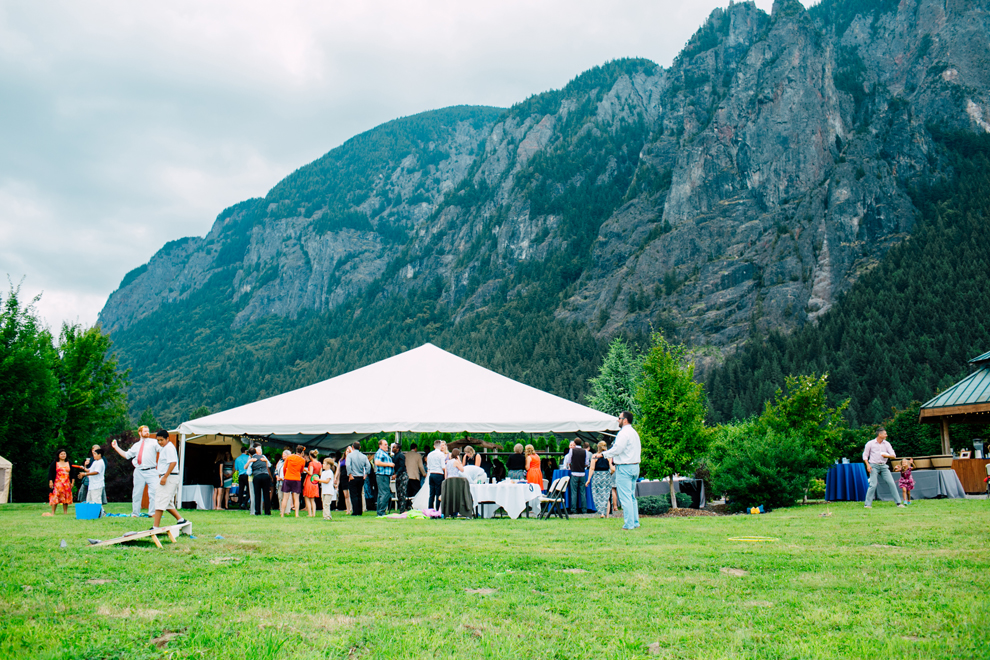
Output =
[
  {"x1": 637, "y1": 495, "x2": 669, "y2": 515},
  {"x1": 710, "y1": 427, "x2": 821, "y2": 512},
  {"x1": 808, "y1": 478, "x2": 826, "y2": 499},
  {"x1": 636, "y1": 492, "x2": 693, "y2": 515}
]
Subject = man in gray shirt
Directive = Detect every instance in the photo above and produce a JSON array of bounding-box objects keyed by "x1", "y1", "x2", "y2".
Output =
[
  {"x1": 346, "y1": 442, "x2": 371, "y2": 516},
  {"x1": 863, "y1": 428, "x2": 905, "y2": 509}
]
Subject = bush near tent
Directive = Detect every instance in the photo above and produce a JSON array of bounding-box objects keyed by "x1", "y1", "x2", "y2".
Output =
[
  {"x1": 710, "y1": 426, "x2": 820, "y2": 513},
  {"x1": 637, "y1": 492, "x2": 692, "y2": 515}
]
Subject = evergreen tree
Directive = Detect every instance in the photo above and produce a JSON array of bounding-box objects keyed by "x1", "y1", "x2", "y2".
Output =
[
  {"x1": 755, "y1": 374, "x2": 849, "y2": 465},
  {"x1": 138, "y1": 408, "x2": 160, "y2": 432},
  {"x1": 56, "y1": 323, "x2": 130, "y2": 469},
  {"x1": 189, "y1": 405, "x2": 211, "y2": 420},
  {"x1": 586, "y1": 337, "x2": 641, "y2": 417},
  {"x1": 636, "y1": 333, "x2": 708, "y2": 509},
  {"x1": 0, "y1": 288, "x2": 59, "y2": 502}
]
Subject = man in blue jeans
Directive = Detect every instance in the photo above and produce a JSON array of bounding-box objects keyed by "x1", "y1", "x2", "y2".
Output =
[
  {"x1": 603, "y1": 411, "x2": 641, "y2": 530},
  {"x1": 863, "y1": 428, "x2": 906, "y2": 509},
  {"x1": 373, "y1": 439, "x2": 394, "y2": 517},
  {"x1": 566, "y1": 441, "x2": 589, "y2": 514}
]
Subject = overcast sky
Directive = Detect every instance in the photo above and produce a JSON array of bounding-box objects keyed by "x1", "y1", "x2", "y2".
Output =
[{"x1": 0, "y1": 0, "x2": 791, "y2": 332}]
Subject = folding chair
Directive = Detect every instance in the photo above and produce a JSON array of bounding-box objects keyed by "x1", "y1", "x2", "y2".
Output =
[{"x1": 538, "y1": 476, "x2": 569, "y2": 520}]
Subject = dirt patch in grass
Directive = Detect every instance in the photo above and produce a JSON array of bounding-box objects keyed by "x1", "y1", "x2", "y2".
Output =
[
  {"x1": 97, "y1": 606, "x2": 163, "y2": 619},
  {"x1": 720, "y1": 568, "x2": 748, "y2": 577},
  {"x1": 150, "y1": 630, "x2": 183, "y2": 648},
  {"x1": 744, "y1": 600, "x2": 774, "y2": 608},
  {"x1": 465, "y1": 588, "x2": 497, "y2": 595},
  {"x1": 659, "y1": 508, "x2": 718, "y2": 518},
  {"x1": 561, "y1": 568, "x2": 588, "y2": 574},
  {"x1": 86, "y1": 579, "x2": 116, "y2": 585},
  {"x1": 209, "y1": 556, "x2": 239, "y2": 564}
]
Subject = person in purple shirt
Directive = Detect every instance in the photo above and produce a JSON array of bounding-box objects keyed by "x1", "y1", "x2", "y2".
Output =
[{"x1": 863, "y1": 428, "x2": 905, "y2": 508}]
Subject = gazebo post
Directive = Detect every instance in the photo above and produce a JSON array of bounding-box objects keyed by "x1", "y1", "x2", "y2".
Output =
[{"x1": 940, "y1": 419, "x2": 951, "y2": 455}]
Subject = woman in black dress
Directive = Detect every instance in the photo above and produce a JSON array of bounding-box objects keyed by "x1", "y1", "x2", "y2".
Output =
[{"x1": 336, "y1": 446, "x2": 352, "y2": 514}]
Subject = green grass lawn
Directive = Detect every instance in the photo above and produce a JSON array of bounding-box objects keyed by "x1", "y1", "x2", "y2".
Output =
[{"x1": 1, "y1": 499, "x2": 988, "y2": 659}]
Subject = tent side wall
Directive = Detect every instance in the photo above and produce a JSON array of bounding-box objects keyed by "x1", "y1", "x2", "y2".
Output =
[{"x1": 0, "y1": 463, "x2": 9, "y2": 503}]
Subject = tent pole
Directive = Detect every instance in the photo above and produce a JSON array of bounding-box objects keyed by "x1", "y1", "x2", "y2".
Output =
[
  {"x1": 395, "y1": 431, "x2": 399, "y2": 447},
  {"x1": 178, "y1": 433, "x2": 187, "y2": 510}
]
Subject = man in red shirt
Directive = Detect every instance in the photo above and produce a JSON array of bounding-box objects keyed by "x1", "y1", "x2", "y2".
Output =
[{"x1": 280, "y1": 445, "x2": 307, "y2": 517}]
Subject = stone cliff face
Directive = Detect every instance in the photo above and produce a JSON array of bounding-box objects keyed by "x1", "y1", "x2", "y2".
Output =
[{"x1": 100, "y1": 0, "x2": 990, "y2": 369}]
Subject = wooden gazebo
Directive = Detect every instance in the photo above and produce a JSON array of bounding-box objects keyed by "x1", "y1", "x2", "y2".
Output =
[{"x1": 919, "y1": 350, "x2": 990, "y2": 454}]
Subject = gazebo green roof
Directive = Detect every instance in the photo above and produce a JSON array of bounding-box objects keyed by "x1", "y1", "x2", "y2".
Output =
[
  {"x1": 921, "y1": 351, "x2": 990, "y2": 411},
  {"x1": 969, "y1": 350, "x2": 990, "y2": 365}
]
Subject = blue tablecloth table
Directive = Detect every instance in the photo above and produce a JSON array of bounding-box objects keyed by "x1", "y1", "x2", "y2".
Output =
[
  {"x1": 551, "y1": 469, "x2": 597, "y2": 512},
  {"x1": 825, "y1": 464, "x2": 870, "y2": 501}
]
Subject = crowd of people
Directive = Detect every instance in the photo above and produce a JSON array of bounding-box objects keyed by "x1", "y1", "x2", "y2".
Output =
[
  {"x1": 44, "y1": 426, "x2": 188, "y2": 530},
  {"x1": 43, "y1": 412, "x2": 651, "y2": 529}
]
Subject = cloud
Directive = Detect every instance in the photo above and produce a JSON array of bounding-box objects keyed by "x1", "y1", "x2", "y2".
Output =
[{"x1": 0, "y1": 0, "x2": 782, "y2": 330}]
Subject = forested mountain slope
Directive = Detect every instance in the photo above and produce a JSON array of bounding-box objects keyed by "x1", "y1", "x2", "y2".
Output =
[
  {"x1": 707, "y1": 128, "x2": 990, "y2": 425},
  {"x1": 99, "y1": 0, "x2": 990, "y2": 424}
]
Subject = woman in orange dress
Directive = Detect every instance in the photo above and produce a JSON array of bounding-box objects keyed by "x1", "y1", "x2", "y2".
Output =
[
  {"x1": 302, "y1": 449, "x2": 322, "y2": 517},
  {"x1": 524, "y1": 445, "x2": 543, "y2": 489},
  {"x1": 48, "y1": 449, "x2": 73, "y2": 514}
]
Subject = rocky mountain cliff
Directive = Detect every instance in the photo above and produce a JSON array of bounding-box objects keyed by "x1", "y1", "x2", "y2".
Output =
[{"x1": 99, "y1": 0, "x2": 990, "y2": 421}]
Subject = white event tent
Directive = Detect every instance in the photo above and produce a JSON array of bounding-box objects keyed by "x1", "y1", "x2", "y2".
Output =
[{"x1": 175, "y1": 343, "x2": 619, "y2": 498}]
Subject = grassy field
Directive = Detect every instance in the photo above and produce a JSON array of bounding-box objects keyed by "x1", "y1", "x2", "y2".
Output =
[{"x1": 1, "y1": 499, "x2": 988, "y2": 659}]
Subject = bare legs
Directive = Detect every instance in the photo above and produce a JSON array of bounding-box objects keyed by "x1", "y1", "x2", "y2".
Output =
[{"x1": 152, "y1": 507, "x2": 181, "y2": 527}]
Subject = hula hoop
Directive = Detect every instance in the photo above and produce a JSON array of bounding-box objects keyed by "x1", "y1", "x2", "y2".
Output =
[{"x1": 728, "y1": 536, "x2": 779, "y2": 543}]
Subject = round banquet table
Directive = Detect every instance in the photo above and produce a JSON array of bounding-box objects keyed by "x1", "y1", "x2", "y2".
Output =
[{"x1": 469, "y1": 481, "x2": 542, "y2": 519}]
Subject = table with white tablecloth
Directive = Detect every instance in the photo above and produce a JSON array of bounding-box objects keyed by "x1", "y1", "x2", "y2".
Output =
[
  {"x1": 470, "y1": 481, "x2": 542, "y2": 519},
  {"x1": 180, "y1": 485, "x2": 213, "y2": 510}
]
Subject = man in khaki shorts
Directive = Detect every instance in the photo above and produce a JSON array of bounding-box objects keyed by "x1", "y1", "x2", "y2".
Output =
[{"x1": 152, "y1": 430, "x2": 187, "y2": 529}]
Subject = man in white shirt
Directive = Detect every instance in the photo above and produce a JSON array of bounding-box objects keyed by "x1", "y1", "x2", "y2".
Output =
[
  {"x1": 425, "y1": 439, "x2": 446, "y2": 510},
  {"x1": 561, "y1": 441, "x2": 575, "y2": 470},
  {"x1": 152, "y1": 430, "x2": 187, "y2": 528},
  {"x1": 79, "y1": 445, "x2": 107, "y2": 514},
  {"x1": 863, "y1": 428, "x2": 905, "y2": 508},
  {"x1": 603, "y1": 411, "x2": 642, "y2": 530},
  {"x1": 111, "y1": 425, "x2": 161, "y2": 517}
]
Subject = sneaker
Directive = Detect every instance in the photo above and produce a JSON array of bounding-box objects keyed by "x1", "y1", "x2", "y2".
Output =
[
  {"x1": 175, "y1": 518, "x2": 188, "y2": 525},
  {"x1": 897, "y1": 503, "x2": 906, "y2": 508},
  {"x1": 864, "y1": 505, "x2": 872, "y2": 509}
]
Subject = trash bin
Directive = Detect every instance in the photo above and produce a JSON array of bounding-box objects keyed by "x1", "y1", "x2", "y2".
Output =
[
  {"x1": 973, "y1": 439, "x2": 983, "y2": 459},
  {"x1": 75, "y1": 502, "x2": 102, "y2": 519}
]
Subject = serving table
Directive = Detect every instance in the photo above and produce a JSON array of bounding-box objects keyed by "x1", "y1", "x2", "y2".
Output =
[{"x1": 951, "y1": 458, "x2": 990, "y2": 493}]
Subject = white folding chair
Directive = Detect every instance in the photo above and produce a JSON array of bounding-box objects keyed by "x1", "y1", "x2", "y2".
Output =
[{"x1": 538, "y1": 476, "x2": 570, "y2": 520}]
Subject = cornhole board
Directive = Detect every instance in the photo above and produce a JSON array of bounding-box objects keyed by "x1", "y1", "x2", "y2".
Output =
[{"x1": 90, "y1": 522, "x2": 192, "y2": 549}]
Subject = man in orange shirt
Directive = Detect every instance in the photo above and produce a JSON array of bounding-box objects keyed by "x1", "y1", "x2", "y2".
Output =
[{"x1": 280, "y1": 445, "x2": 307, "y2": 517}]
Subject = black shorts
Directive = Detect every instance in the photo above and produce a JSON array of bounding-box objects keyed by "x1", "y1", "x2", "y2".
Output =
[{"x1": 281, "y1": 479, "x2": 302, "y2": 494}]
